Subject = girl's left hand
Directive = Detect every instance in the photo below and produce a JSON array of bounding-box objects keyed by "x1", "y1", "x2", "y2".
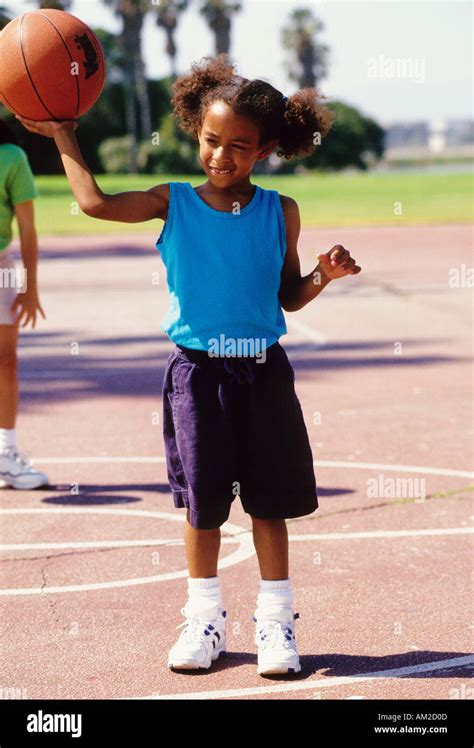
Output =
[
  {"x1": 11, "y1": 289, "x2": 46, "y2": 329},
  {"x1": 317, "y1": 245, "x2": 362, "y2": 280}
]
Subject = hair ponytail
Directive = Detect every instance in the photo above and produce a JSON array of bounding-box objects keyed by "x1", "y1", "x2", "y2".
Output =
[{"x1": 277, "y1": 88, "x2": 334, "y2": 159}]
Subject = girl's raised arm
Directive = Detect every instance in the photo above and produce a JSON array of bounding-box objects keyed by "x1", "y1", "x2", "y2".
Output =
[{"x1": 15, "y1": 116, "x2": 168, "y2": 223}]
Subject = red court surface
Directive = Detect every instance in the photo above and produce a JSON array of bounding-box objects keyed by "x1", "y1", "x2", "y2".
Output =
[{"x1": 0, "y1": 223, "x2": 472, "y2": 700}]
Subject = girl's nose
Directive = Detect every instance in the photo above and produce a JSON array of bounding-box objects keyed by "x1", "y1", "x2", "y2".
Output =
[{"x1": 214, "y1": 145, "x2": 229, "y2": 158}]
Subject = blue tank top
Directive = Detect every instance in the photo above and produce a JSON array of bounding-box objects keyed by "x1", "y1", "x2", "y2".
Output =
[{"x1": 155, "y1": 181, "x2": 287, "y2": 354}]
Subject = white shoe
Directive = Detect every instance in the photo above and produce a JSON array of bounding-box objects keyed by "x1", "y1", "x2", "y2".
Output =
[
  {"x1": 167, "y1": 598, "x2": 227, "y2": 670},
  {"x1": 254, "y1": 607, "x2": 301, "y2": 675},
  {"x1": 0, "y1": 448, "x2": 49, "y2": 489}
]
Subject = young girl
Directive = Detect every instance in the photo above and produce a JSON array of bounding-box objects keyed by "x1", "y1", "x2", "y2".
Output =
[
  {"x1": 16, "y1": 54, "x2": 361, "y2": 676},
  {"x1": 0, "y1": 118, "x2": 49, "y2": 489}
]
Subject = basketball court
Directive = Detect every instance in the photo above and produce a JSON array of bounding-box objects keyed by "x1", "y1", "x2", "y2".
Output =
[{"x1": 0, "y1": 222, "x2": 472, "y2": 701}]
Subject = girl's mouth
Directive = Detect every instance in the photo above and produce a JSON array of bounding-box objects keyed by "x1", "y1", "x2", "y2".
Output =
[{"x1": 209, "y1": 166, "x2": 235, "y2": 175}]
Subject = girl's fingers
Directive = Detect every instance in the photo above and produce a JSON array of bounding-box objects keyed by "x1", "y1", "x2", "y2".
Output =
[
  {"x1": 10, "y1": 297, "x2": 46, "y2": 325},
  {"x1": 14, "y1": 305, "x2": 27, "y2": 326},
  {"x1": 15, "y1": 115, "x2": 46, "y2": 135},
  {"x1": 16, "y1": 116, "x2": 34, "y2": 126},
  {"x1": 324, "y1": 247, "x2": 362, "y2": 276},
  {"x1": 332, "y1": 252, "x2": 349, "y2": 266},
  {"x1": 336, "y1": 260, "x2": 353, "y2": 272},
  {"x1": 341, "y1": 258, "x2": 356, "y2": 270},
  {"x1": 16, "y1": 117, "x2": 37, "y2": 132}
]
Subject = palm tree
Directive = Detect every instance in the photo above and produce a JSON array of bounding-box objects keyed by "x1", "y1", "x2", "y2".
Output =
[
  {"x1": 36, "y1": 0, "x2": 145, "y2": 171},
  {"x1": 199, "y1": 0, "x2": 242, "y2": 56},
  {"x1": 93, "y1": 27, "x2": 129, "y2": 85},
  {"x1": 281, "y1": 8, "x2": 330, "y2": 88},
  {"x1": 103, "y1": 0, "x2": 153, "y2": 172},
  {"x1": 154, "y1": 0, "x2": 189, "y2": 80}
]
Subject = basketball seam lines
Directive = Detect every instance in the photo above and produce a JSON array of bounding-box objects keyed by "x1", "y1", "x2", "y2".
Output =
[
  {"x1": 18, "y1": 13, "x2": 60, "y2": 120},
  {"x1": 25, "y1": 11, "x2": 81, "y2": 121}
]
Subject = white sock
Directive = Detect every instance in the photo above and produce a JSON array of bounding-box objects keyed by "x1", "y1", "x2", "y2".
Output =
[
  {"x1": 0, "y1": 428, "x2": 16, "y2": 454},
  {"x1": 187, "y1": 576, "x2": 222, "y2": 607},
  {"x1": 255, "y1": 578, "x2": 294, "y2": 620}
]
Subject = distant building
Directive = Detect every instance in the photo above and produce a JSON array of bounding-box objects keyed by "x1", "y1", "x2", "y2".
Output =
[
  {"x1": 428, "y1": 118, "x2": 448, "y2": 153},
  {"x1": 384, "y1": 118, "x2": 473, "y2": 149}
]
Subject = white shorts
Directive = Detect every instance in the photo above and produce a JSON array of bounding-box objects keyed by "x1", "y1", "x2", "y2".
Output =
[{"x1": 0, "y1": 249, "x2": 18, "y2": 326}]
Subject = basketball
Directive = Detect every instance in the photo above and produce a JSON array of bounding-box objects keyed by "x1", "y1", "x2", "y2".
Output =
[{"x1": 0, "y1": 9, "x2": 106, "y2": 121}]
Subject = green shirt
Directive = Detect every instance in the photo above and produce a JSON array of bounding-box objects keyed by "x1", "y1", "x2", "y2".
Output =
[{"x1": 0, "y1": 143, "x2": 39, "y2": 253}]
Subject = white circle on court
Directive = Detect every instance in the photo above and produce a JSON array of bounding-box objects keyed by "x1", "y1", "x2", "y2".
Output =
[
  {"x1": 0, "y1": 460, "x2": 471, "y2": 595},
  {"x1": 0, "y1": 508, "x2": 255, "y2": 596}
]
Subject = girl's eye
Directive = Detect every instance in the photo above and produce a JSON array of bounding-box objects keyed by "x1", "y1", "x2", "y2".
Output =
[{"x1": 205, "y1": 139, "x2": 244, "y2": 150}]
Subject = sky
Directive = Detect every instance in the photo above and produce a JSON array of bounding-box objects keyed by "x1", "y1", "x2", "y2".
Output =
[{"x1": 8, "y1": 0, "x2": 473, "y2": 126}]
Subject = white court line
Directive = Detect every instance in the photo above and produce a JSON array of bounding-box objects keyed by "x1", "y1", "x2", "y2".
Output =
[
  {"x1": 2, "y1": 526, "x2": 472, "y2": 552},
  {"x1": 24, "y1": 456, "x2": 474, "y2": 479},
  {"x1": 0, "y1": 509, "x2": 254, "y2": 596},
  {"x1": 286, "y1": 318, "x2": 327, "y2": 347},
  {"x1": 0, "y1": 537, "x2": 238, "y2": 551},
  {"x1": 288, "y1": 527, "x2": 474, "y2": 541},
  {"x1": 314, "y1": 461, "x2": 474, "y2": 479},
  {"x1": 131, "y1": 654, "x2": 474, "y2": 700},
  {"x1": 0, "y1": 538, "x2": 203, "y2": 551}
]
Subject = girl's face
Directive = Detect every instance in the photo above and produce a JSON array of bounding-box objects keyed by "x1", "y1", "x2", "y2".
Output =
[{"x1": 196, "y1": 101, "x2": 276, "y2": 186}]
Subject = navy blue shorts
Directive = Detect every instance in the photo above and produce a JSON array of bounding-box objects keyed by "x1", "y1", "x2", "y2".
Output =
[{"x1": 162, "y1": 342, "x2": 318, "y2": 529}]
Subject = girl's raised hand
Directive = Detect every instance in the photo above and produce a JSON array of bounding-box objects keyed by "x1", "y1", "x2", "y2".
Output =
[
  {"x1": 14, "y1": 115, "x2": 77, "y2": 138},
  {"x1": 317, "y1": 245, "x2": 362, "y2": 280}
]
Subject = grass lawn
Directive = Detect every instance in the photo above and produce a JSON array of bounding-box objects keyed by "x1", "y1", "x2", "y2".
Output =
[{"x1": 12, "y1": 171, "x2": 473, "y2": 238}]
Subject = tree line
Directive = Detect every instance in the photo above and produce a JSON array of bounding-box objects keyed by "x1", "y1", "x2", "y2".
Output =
[{"x1": 0, "y1": 0, "x2": 384, "y2": 174}]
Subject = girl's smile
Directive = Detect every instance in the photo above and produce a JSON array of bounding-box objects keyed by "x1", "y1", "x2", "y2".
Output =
[{"x1": 209, "y1": 166, "x2": 236, "y2": 175}]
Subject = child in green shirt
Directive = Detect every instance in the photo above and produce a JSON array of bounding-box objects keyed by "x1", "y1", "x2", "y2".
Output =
[{"x1": 0, "y1": 117, "x2": 48, "y2": 488}]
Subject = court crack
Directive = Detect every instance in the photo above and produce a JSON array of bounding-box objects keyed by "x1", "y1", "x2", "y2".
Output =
[
  {"x1": 286, "y1": 486, "x2": 473, "y2": 525},
  {"x1": 39, "y1": 555, "x2": 64, "y2": 630},
  {"x1": 2, "y1": 544, "x2": 174, "y2": 564}
]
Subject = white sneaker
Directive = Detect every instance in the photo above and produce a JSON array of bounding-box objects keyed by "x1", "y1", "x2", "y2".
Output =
[
  {"x1": 167, "y1": 598, "x2": 227, "y2": 670},
  {"x1": 253, "y1": 607, "x2": 301, "y2": 675},
  {"x1": 0, "y1": 448, "x2": 49, "y2": 489}
]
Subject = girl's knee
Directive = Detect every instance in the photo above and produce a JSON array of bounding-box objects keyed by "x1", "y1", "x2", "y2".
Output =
[{"x1": 251, "y1": 515, "x2": 285, "y2": 524}]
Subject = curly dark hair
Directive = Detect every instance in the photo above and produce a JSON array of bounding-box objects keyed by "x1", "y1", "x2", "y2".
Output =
[{"x1": 171, "y1": 53, "x2": 334, "y2": 160}]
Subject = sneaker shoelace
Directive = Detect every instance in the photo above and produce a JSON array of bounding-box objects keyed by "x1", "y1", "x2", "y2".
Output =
[
  {"x1": 256, "y1": 619, "x2": 297, "y2": 651},
  {"x1": 1, "y1": 448, "x2": 33, "y2": 469},
  {"x1": 176, "y1": 607, "x2": 216, "y2": 646}
]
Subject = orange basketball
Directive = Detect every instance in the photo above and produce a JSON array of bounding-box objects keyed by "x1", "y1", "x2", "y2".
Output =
[{"x1": 0, "y1": 9, "x2": 106, "y2": 121}]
